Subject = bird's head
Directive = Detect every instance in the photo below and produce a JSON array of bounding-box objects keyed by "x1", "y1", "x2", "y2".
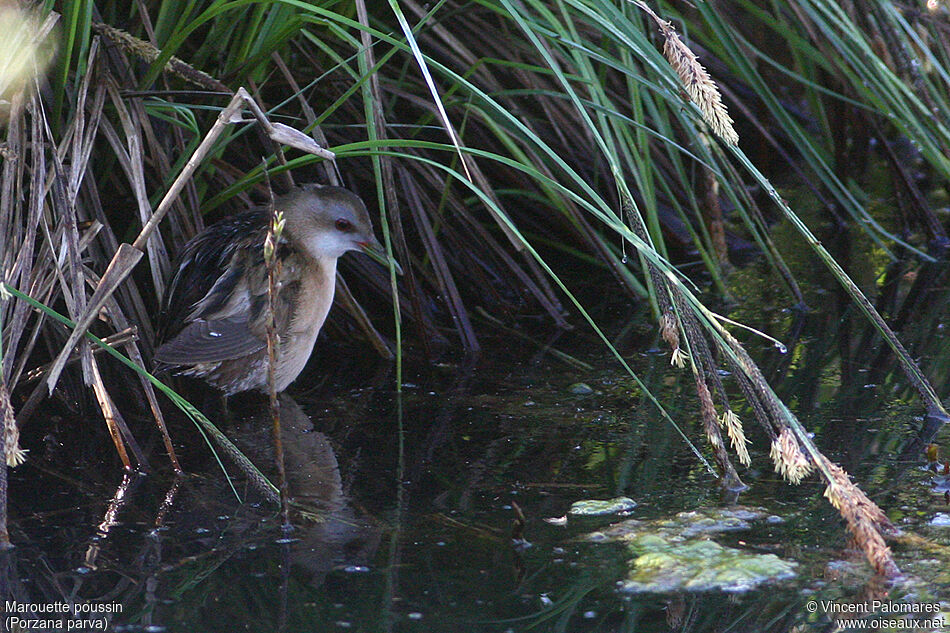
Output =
[{"x1": 281, "y1": 184, "x2": 387, "y2": 264}]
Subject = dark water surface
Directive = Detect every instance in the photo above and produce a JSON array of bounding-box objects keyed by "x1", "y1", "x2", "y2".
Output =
[{"x1": 6, "y1": 255, "x2": 950, "y2": 632}]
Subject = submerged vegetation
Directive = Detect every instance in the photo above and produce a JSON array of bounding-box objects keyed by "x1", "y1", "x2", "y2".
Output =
[{"x1": 1, "y1": 0, "x2": 949, "y2": 579}]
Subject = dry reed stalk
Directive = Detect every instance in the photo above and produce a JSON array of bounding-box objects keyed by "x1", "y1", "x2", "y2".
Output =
[
  {"x1": 101, "y1": 78, "x2": 171, "y2": 296},
  {"x1": 48, "y1": 43, "x2": 103, "y2": 389},
  {"x1": 633, "y1": 1, "x2": 739, "y2": 146},
  {"x1": 7, "y1": 44, "x2": 163, "y2": 471},
  {"x1": 247, "y1": 80, "x2": 296, "y2": 193},
  {"x1": 7, "y1": 270, "x2": 58, "y2": 392},
  {"x1": 0, "y1": 101, "x2": 24, "y2": 436},
  {"x1": 0, "y1": 285, "x2": 10, "y2": 550},
  {"x1": 96, "y1": 20, "x2": 205, "y2": 249},
  {"x1": 264, "y1": 202, "x2": 290, "y2": 523},
  {"x1": 0, "y1": 94, "x2": 23, "y2": 276},
  {"x1": 82, "y1": 267, "x2": 181, "y2": 472},
  {"x1": 0, "y1": 450, "x2": 6, "y2": 548},
  {"x1": 87, "y1": 357, "x2": 132, "y2": 470}
]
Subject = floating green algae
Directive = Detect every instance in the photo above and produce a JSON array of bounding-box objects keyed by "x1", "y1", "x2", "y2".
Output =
[
  {"x1": 622, "y1": 535, "x2": 796, "y2": 593},
  {"x1": 568, "y1": 497, "x2": 638, "y2": 516},
  {"x1": 584, "y1": 506, "x2": 796, "y2": 593}
]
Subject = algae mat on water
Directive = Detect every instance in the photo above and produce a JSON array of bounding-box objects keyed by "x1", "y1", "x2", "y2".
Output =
[{"x1": 583, "y1": 506, "x2": 796, "y2": 593}]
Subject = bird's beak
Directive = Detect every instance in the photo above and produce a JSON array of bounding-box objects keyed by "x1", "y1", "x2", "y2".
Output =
[{"x1": 359, "y1": 237, "x2": 404, "y2": 276}]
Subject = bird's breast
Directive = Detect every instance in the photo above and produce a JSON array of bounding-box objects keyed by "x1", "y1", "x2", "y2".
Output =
[
  {"x1": 287, "y1": 257, "x2": 338, "y2": 337},
  {"x1": 272, "y1": 258, "x2": 338, "y2": 391}
]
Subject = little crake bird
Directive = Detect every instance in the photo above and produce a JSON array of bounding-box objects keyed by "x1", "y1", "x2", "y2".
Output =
[{"x1": 154, "y1": 184, "x2": 387, "y2": 395}]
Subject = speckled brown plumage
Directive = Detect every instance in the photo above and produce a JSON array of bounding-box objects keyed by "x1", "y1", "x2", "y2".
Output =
[{"x1": 154, "y1": 185, "x2": 383, "y2": 395}]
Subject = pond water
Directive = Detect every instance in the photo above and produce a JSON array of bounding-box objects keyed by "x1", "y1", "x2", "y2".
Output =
[{"x1": 6, "y1": 254, "x2": 950, "y2": 632}]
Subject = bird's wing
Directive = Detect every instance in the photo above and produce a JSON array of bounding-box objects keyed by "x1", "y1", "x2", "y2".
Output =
[
  {"x1": 155, "y1": 208, "x2": 302, "y2": 366},
  {"x1": 152, "y1": 316, "x2": 266, "y2": 364},
  {"x1": 156, "y1": 209, "x2": 268, "y2": 343}
]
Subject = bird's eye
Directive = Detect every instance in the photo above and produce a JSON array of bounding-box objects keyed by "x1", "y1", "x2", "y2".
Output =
[{"x1": 335, "y1": 218, "x2": 353, "y2": 232}]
